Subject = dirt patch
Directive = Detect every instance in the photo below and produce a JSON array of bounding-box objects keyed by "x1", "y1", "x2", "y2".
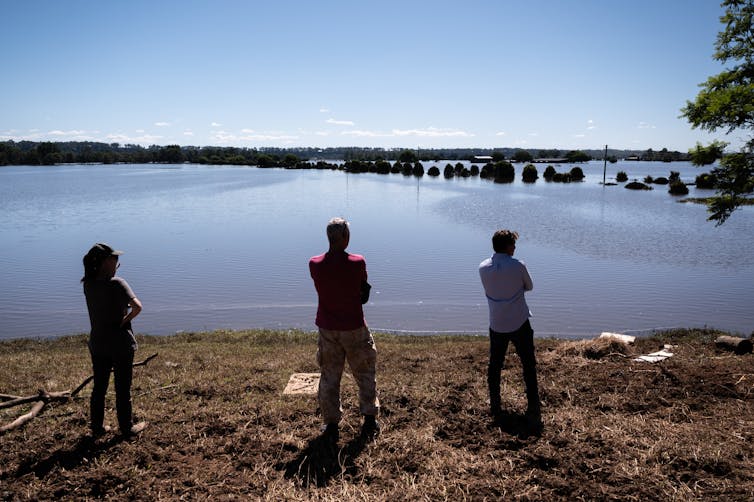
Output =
[{"x1": 1, "y1": 328, "x2": 753, "y2": 500}]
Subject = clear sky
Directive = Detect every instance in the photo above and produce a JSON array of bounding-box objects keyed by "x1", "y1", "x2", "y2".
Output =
[{"x1": 1, "y1": 0, "x2": 742, "y2": 152}]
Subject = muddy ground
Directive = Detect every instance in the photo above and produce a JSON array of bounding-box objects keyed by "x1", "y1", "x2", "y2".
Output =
[{"x1": 1, "y1": 328, "x2": 752, "y2": 500}]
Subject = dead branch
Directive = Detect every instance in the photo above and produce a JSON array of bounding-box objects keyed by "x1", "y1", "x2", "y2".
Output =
[
  {"x1": 0, "y1": 352, "x2": 158, "y2": 435},
  {"x1": 0, "y1": 401, "x2": 45, "y2": 434}
]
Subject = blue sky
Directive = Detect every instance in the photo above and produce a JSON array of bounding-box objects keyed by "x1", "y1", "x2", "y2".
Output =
[{"x1": 1, "y1": 0, "x2": 741, "y2": 151}]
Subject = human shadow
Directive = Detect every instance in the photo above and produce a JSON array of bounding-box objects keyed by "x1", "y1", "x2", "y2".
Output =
[
  {"x1": 280, "y1": 431, "x2": 370, "y2": 487},
  {"x1": 14, "y1": 433, "x2": 124, "y2": 479},
  {"x1": 491, "y1": 410, "x2": 543, "y2": 440}
]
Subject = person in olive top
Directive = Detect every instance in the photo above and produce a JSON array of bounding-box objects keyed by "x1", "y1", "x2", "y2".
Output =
[
  {"x1": 82, "y1": 243, "x2": 147, "y2": 437},
  {"x1": 309, "y1": 218, "x2": 379, "y2": 441}
]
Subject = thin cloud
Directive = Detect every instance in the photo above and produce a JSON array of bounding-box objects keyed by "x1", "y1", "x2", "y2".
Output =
[
  {"x1": 638, "y1": 122, "x2": 656, "y2": 129},
  {"x1": 105, "y1": 133, "x2": 163, "y2": 144},
  {"x1": 183, "y1": 131, "x2": 194, "y2": 136},
  {"x1": 319, "y1": 108, "x2": 330, "y2": 113},
  {"x1": 213, "y1": 130, "x2": 299, "y2": 144},
  {"x1": 326, "y1": 118, "x2": 355, "y2": 126},
  {"x1": 495, "y1": 131, "x2": 506, "y2": 136},
  {"x1": 154, "y1": 122, "x2": 171, "y2": 127},
  {"x1": 587, "y1": 119, "x2": 596, "y2": 130},
  {"x1": 392, "y1": 127, "x2": 473, "y2": 138},
  {"x1": 341, "y1": 130, "x2": 386, "y2": 137},
  {"x1": 211, "y1": 122, "x2": 222, "y2": 127}
]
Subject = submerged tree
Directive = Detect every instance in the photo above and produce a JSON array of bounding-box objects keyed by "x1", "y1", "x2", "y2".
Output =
[{"x1": 681, "y1": 0, "x2": 754, "y2": 224}]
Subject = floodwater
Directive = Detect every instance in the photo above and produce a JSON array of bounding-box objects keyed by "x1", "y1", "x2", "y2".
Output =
[{"x1": 1, "y1": 160, "x2": 752, "y2": 339}]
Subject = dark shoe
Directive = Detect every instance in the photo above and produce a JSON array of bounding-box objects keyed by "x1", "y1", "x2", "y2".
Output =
[
  {"x1": 92, "y1": 425, "x2": 111, "y2": 437},
  {"x1": 122, "y1": 421, "x2": 147, "y2": 438},
  {"x1": 526, "y1": 404, "x2": 542, "y2": 424},
  {"x1": 361, "y1": 415, "x2": 380, "y2": 441},
  {"x1": 321, "y1": 423, "x2": 339, "y2": 443}
]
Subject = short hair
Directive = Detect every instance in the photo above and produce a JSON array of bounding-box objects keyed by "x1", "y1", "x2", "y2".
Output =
[
  {"x1": 326, "y1": 217, "x2": 350, "y2": 244},
  {"x1": 492, "y1": 229, "x2": 519, "y2": 253}
]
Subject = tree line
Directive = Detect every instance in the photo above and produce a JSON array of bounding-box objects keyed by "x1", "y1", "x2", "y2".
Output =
[{"x1": 0, "y1": 140, "x2": 690, "y2": 167}]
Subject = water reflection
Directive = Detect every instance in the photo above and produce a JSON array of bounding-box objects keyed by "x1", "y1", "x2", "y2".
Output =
[{"x1": 0, "y1": 162, "x2": 752, "y2": 339}]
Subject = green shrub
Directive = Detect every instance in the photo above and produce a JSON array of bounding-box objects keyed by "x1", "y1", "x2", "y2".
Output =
[
  {"x1": 616, "y1": 171, "x2": 628, "y2": 182},
  {"x1": 522, "y1": 164, "x2": 538, "y2": 182},
  {"x1": 569, "y1": 166, "x2": 585, "y2": 180},
  {"x1": 695, "y1": 172, "x2": 717, "y2": 189},
  {"x1": 669, "y1": 180, "x2": 689, "y2": 195}
]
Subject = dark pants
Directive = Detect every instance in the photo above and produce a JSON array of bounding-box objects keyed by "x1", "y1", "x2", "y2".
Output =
[
  {"x1": 90, "y1": 348, "x2": 134, "y2": 433},
  {"x1": 488, "y1": 320, "x2": 540, "y2": 412}
]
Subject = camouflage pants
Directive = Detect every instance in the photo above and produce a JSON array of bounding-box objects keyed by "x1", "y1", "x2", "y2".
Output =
[{"x1": 317, "y1": 326, "x2": 379, "y2": 424}]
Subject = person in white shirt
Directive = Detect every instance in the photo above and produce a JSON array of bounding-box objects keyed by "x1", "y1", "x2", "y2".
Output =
[{"x1": 479, "y1": 229, "x2": 541, "y2": 424}]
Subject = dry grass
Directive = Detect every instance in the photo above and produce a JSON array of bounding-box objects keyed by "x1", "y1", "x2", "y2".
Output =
[{"x1": 1, "y1": 328, "x2": 753, "y2": 501}]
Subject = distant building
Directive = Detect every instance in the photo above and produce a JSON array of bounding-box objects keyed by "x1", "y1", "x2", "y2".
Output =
[
  {"x1": 472, "y1": 155, "x2": 493, "y2": 163},
  {"x1": 532, "y1": 158, "x2": 567, "y2": 163}
]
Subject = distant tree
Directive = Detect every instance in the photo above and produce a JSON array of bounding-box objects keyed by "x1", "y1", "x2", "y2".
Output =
[
  {"x1": 491, "y1": 151, "x2": 506, "y2": 162},
  {"x1": 493, "y1": 161, "x2": 515, "y2": 182},
  {"x1": 282, "y1": 153, "x2": 299, "y2": 167},
  {"x1": 681, "y1": 0, "x2": 754, "y2": 224},
  {"x1": 522, "y1": 164, "x2": 538, "y2": 182},
  {"x1": 158, "y1": 145, "x2": 183, "y2": 163},
  {"x1": 512, "y1": 149, "x2": 533, "y2": 163},
  {"x1": 669, "y1": 179, "x2": 689, "y2": 195},
  {"x1": 616, "y1": 171, "x2": 628, "y2": 182},
  {"x1": 427, "y1": 166, "x2": 440, "y2": 176},
  {"x1": 398, "y1": 149, "x2": 418, "y2": 163},
  {"x1": 543, "y1": 165, "x2": 556, "y2": 179},
  {"x1": 565, "y1": 150, "x2": 591, "y2": 163},
  {"x1": 443, "y1": 164, "x2": 454, "y2": 178},
  {"x1": 375, "y1": 159, "x2": 391, "y2": 174},
  {"x1": 695, "y1": 172, "x2": 717, "y2": 189},
  {"x1": 36, "y1": 142, "x2": 61, "y2": 165},
  {"x1": 569, "y1": 166, "x2": 585, "y2": 180}
]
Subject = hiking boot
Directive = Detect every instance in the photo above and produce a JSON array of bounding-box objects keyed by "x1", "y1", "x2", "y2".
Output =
[{"x1": 361, "y1": 415, "x2": 380, "y2": 441}]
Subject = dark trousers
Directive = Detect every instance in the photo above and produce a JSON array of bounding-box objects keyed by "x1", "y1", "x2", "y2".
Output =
[
  {"x1": 90, "y1": 348, "x2": 134, "y2": 433},
  {"x1": 488, "y1": 320, "x2": 540, "y2": 411}
]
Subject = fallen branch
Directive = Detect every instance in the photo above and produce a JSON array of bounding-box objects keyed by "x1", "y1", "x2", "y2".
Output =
[
  {"x1": 715, "y1": 335, "x2": 753, "y2": 355},
  {"x1": 0, "y1": 352, "x2": 158, "y2": 435}
]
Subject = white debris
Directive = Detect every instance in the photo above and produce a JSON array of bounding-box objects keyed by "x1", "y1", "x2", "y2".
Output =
[
  {"x1": 599, "y1": 332, "x2": 636, "y2": 344},
  {"x1": 283, "y1": 373, "x2": 320, "y2": 395},
  {"x1": 634, "y1": 345, "x2": 675, "y2": 363}
]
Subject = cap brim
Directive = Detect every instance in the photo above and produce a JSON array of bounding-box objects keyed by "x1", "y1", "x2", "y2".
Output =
[{"x1": 111, "y1": 249, "x2": 124, "y2": 256}]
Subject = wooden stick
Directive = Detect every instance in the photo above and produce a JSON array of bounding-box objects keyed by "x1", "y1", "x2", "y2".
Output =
[
  {"x1": 715, "y1": 336, "x2": 753, "y2": 355},
  {"x1": 0, "y1": 400, "x2": 46, "y2": 433},
  {"x1": 0, "y1": 352, "x2": 158, "y2": 433}
]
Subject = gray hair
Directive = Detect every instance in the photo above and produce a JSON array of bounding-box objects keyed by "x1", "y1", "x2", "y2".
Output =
[{"x1": 326, "y1": 217, "x2": 350, "y2": 244}]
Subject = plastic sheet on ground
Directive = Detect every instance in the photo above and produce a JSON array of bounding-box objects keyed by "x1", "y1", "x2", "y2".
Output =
[{"x1": 633, "y1": 345, "x2": 676, "y2": 363}]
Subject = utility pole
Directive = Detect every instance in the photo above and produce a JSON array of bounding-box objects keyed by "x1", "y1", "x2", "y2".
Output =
[{"x1": 603, "y1": 144, "x2": 608, "y2": 185}]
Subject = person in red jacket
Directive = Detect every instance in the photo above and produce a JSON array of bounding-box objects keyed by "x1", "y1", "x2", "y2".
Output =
[{"x1": 309, "y1": 218, "x2": 379, "y2": 441}]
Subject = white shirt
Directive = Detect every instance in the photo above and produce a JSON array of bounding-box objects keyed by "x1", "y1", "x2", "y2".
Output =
[{"x1": 479, "y1": 252, "x2": 533, "y2": 333}]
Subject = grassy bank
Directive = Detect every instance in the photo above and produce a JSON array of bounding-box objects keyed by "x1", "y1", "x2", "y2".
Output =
[{"x1": 1, "y1": 328, "x2": 753, "y2": 500}]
